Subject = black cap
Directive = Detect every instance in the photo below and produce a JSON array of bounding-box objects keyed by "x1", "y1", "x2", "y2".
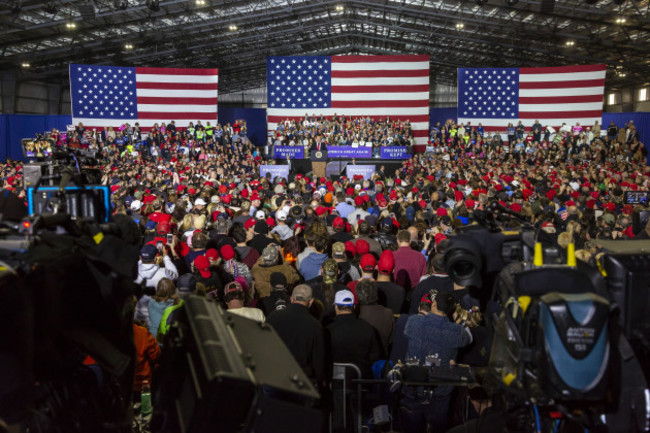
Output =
[
  {"x1": 254, "y1": 220, "x2": 268, "y2": 235},
  {"x1": 270, "y1": 272, "x2": 287, "y2": 289},
  {"x1": 177, "y1": 274, "x2": 197, "y2": 293}
]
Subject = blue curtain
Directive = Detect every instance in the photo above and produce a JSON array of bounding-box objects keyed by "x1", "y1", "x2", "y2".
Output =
[
  {"x1": 602, "y1": 112, "x2": 650, "y2": 162},
  {"x1": 218, "y1": 107, "x2": 267, "y2": 147},
  {"x1": 429, "y1": 107, "x2": 457, "y2": 129},
  {"x1": 0, "y1": 114, "x2": 72, "y2": 161}
]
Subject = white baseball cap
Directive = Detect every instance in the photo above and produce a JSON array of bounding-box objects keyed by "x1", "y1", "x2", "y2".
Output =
[
  {"x1": 130, "y1": 200, "x2": 142, "y2": 211},
  {"x1": 334, "y1": 290, "x2": 355, "y2": 306},
  {"x1": 195, "y1": 198, "x2": 207, "y2": 206},
  {"x1": 276, "y1": 210, "x2": 287, "y2": 221},
  {"x1": 255, "y1": 210, "x2": 266, "y2": 220}
]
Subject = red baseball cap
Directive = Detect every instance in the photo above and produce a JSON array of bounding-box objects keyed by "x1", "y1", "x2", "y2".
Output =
[
  {"x1": 156, "y1": 221, "x2": 171, "y2": 235},
  {"x1": 333, "y1": 217, "x2": 345, "y2": 229},
  {"x1": 220, "y1": 244, "x2": 236, "y2": 261},
  {"x1": 244, "y1": 218, "x2": 256, "y2": 230},
  {"x1": 205, "y1": 248, "x2": 219, "y2": 261},
  {"x1": 345, "y1": 241, "x2": 357, "y2": 257},
  {"x1": 377, "y1": 250, "x2": 394, "y2": 275},
  {"x1": 360, "y1": 254, "x2": 376, "y2": 271},
  {"x1": 434, "y1": 233, "x2": 447, "y2": 246},
  {"x1": 194, "y1": 255, "x2": 211, "y2": 279},
  {"x1": 355, "y1": 239, "x2": 370, "y2": 255},
  {"x1": 354, "y1": 196, "x2": 365, "y2": 207}
]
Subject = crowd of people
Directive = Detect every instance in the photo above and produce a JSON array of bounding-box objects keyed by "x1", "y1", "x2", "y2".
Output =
[
  {"x1": 2, "y1": 117, "x2": 649, "y2": 432},
  {"x1": 270, "y1": 115, "x2": 417, "y2": 150},
  {"x1": 427, "y1": 119, "x2": 647, "y2": 163}
]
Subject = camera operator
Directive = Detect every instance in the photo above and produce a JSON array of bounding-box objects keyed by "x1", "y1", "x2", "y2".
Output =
[{"x1": 399, "y1": 291, "x2": 472, "y2": 433}]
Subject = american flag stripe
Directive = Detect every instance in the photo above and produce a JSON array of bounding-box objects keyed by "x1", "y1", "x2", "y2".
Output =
[
  {"x1": 267, "y1": 55, "x2": 430, "y2": 145},
  {"x1": 70, "y1": 64, "x2": 218, "y2": 131},
  {"x1": 457, "y1": 64, "x2": 605, "y2": 134}
]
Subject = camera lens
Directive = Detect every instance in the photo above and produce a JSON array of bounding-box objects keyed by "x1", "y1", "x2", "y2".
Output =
[
  {"x1": 443, "y1": 234, "x2": 484, "y2": 288},
  {"x1": 449, "y1": 259, "x2": 475, "y2": 279}
]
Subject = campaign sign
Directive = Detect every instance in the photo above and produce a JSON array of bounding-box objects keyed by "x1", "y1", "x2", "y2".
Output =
[
  {"x1": 328, "y1": 146, "x2": 372, "y2": 158},
  {"x1": 346, "y1": 165, "x2": 375, "y2": 180},
  {"x1": 260, "y1": 165, "x2": 290, "y2": 181},
  {"x1": 273, "y1": 146, "x2": 304, "y2": 159},
  {"x1": 380, "y1": 146, "x2": 411, "y2": 159}
]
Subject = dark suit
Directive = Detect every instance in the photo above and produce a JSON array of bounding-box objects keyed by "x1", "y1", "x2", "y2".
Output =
[
  {"x1": 310, "y1": 141, "x2": 328, "y2": 152},
  {"x1": 267, "y1": 303, "x2": 326, "y2": 382},
  {"x1": 310, "y1": 141, "x2": 328, "y2": 177},
  {"x1": 326, "y1": 313, "x2": 384, "y2": 379}
]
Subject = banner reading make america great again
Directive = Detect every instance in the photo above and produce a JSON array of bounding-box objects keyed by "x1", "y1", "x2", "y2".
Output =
[{"x1": 327, "y1": 146, "x2": 372, "y2": 158}]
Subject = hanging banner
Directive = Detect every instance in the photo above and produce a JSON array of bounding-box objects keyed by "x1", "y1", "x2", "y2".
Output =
[
  {"x1": 273, "y1": 146, "x2": 304, "y2": 159},
  {"x1": 260, "y1": 164, "x2": 290, "y2": 181},
  {"x1": 346, "y1": 165, "x2": 375, "y2": 180},
  {"x1": 380, "y1": 146, "x2": 411, "y2": 159}
]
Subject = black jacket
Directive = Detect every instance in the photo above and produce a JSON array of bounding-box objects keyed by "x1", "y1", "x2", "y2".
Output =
[
  {"x1": 267, "y1": 303, "x2": 325, "y2": 382},
  {"x1": 326, "y1": 313, "x2": 384, "y2": 378},
  {"x1": 248, "y1": 234, "x2": 273, "y2": 255},
  {"x1": 376, "y1": 281, "x2": 405, "y2": 314}
]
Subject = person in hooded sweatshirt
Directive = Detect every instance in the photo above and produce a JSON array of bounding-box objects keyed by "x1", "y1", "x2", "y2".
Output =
[{"x1": 134, "y1": 244, "x2": 179, "y2": 325}]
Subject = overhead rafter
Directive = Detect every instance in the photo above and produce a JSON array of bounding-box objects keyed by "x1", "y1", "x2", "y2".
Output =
[{"x1": 1, "y1": 0, "x2": 649, "y2": 95}]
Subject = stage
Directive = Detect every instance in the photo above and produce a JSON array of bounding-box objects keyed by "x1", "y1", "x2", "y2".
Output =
[{"x1": 290, "y1": 158, "x2": 405, "y2": 178}]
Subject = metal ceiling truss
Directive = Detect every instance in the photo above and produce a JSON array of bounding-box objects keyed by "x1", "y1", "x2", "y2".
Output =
[{"x1": 1, "y1": 0, "x2": 649, "y2": 96}]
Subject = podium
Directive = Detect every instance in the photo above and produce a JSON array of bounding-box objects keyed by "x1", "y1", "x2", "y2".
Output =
[{"x1": 311, "y1": 149, "x2": 327, "y2": 178}]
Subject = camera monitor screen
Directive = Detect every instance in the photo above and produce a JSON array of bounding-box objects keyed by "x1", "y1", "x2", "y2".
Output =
[
  {"x1": 624, "y1": 191, "x2": 648, "y2": 205},
  {"x1": 22, "y1": 138, "x2": 54, "y2": 158}
]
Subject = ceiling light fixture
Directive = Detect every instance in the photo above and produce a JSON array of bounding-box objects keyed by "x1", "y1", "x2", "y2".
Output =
[
  {"x1": 66, "y1": 21, "x2": 77, "y2": 29},
  {"x1": 195, "y1": 0, "x2": 205, "y2": 5},
  {"x1": 455, "y1": 23, "x2": 465, "y2": 29},
  {"x1": 565, "y1": 40, "x2": 575, "y2": 46},
  {"x1": 229, "y1": 24, "x2": 238, "y2": 30},
  {"x1": 21, "y1": 62, "x2": 30, "y2": 68},
  {"x1": 335, "y1": 5, "x2": 344, "y2": 11},
  {"x1": 125, "y1": 43, "x2": 133, "y2": 49},
  {"x1": 615, "y1": 17, "x2": 626, "y2": 23}
]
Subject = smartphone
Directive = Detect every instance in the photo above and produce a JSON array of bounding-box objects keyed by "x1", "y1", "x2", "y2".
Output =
[
  {"x1": 156, "y1": 241, "x2": 163, "y2": 251},
  {"x1": 167, "y1": 233, "x2": 174, "y2": 244}
]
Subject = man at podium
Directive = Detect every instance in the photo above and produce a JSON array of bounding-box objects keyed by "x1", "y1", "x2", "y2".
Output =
[{"x1": 310, "y1": 138, "x2": 328, "y2": 178}]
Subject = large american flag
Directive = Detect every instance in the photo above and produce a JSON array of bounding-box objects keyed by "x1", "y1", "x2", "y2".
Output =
[
  {"x1": 69, "y1": 64, "x2": 218, "y2": 131},
  {"x1": 266, "y1": 55, "x2": 430, "y2": 145},
  {"x1": 457, "y1": 65, "x2": 606, "y2": 132}
]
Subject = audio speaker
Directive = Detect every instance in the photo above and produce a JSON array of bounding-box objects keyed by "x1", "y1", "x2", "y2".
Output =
[{"x1": 153, "y1": 297, "x2": 321, "y2": 433}]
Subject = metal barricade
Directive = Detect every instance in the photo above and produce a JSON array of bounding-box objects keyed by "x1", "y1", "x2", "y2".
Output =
[{"x1": 330, "y1": 363, "x2": 363, "y2": 433}]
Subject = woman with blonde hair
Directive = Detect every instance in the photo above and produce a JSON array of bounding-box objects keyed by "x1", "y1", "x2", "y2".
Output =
[
  {"x1": 179, "y1": 213, "x2": 194, "y2": 233},
  {"x1": 192, "y1": 214, "x2": 207, "y2": 231}
]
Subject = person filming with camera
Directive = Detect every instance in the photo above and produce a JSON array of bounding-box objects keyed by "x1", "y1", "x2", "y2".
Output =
[{"x1": 399, "y1": 290, "x2": 472, "y2": 433}]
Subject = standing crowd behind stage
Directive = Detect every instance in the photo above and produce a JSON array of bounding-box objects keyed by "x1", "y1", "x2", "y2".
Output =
[
  {"x1": 270, "y1": 115, "x2": 417, "y2": 149},
  {"x1": 2, "y1": 117, "x2": 650, "y2": 432}
]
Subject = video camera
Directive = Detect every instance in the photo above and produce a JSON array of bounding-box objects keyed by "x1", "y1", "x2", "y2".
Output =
[
  {"x1": 0, "y1": 210, "x2": 141, "y2": 432},
  {"x1": 442, "y1": 223, "x2": 650, "y2": 432}
]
